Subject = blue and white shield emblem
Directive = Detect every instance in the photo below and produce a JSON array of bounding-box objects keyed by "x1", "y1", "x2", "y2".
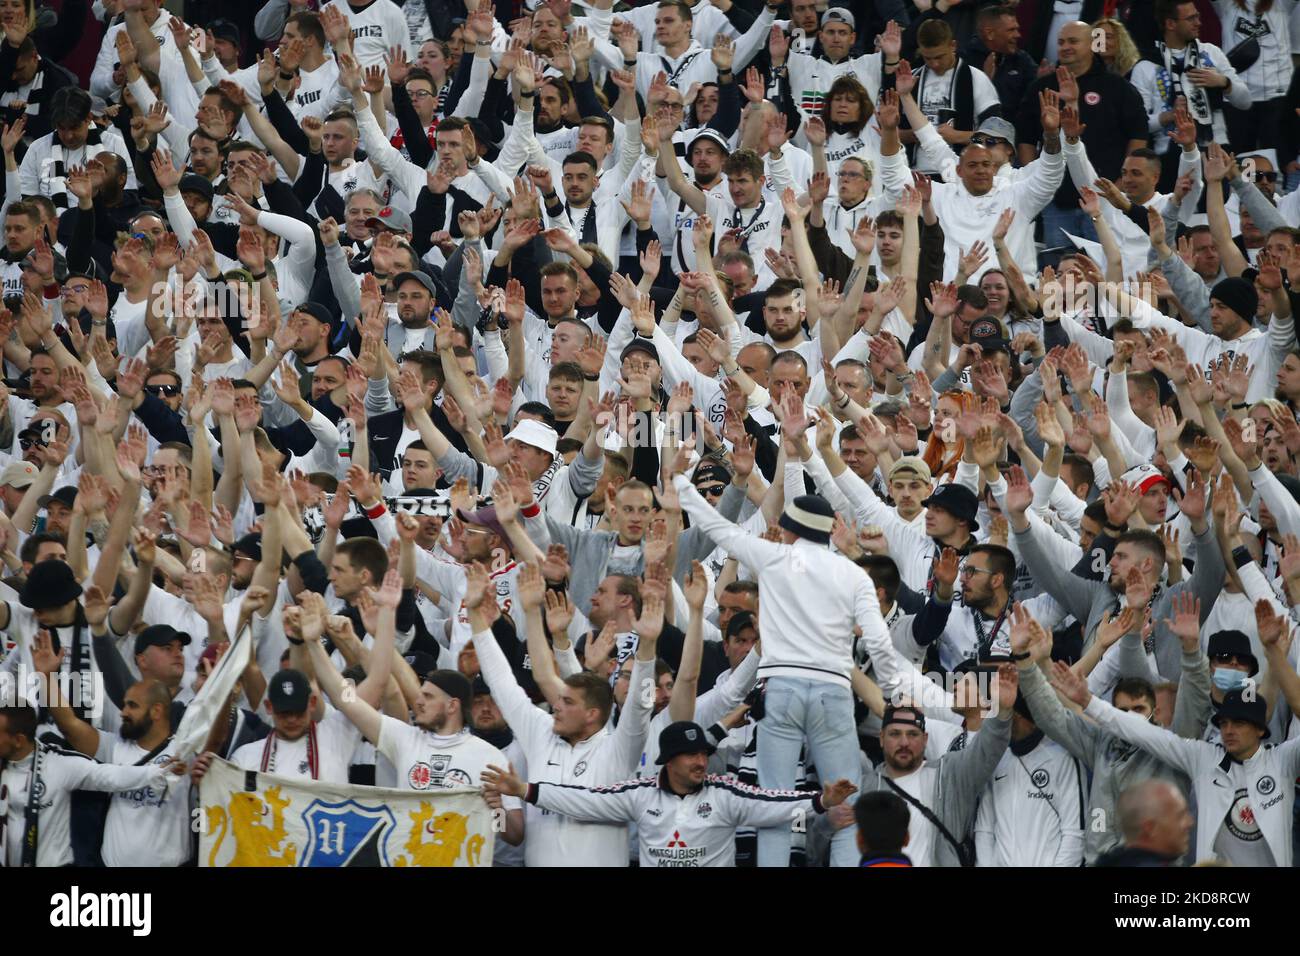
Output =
[{"x1": 300, "y1": 799, "x2": 397, "y2": 867}]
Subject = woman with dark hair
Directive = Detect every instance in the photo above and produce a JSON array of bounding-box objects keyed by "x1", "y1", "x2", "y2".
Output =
[{"x1": 801, "y1": 75, "x2": 880, "y2": 184}]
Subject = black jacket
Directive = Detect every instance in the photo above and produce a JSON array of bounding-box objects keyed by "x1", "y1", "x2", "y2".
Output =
[{"x1": 1093, "y1": 845, "x2": 1183, "y2": 866}]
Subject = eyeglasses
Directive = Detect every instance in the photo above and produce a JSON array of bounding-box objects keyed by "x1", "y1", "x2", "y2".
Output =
[
  {"x1": 409, "y1": 90, "x2": 435, "y2": 100},
  {"x1": 837, "y1": 170, "x2": 867, "y2": 180},
  {"x1": 959, "y1": 566, "x2": 993, "y2": 577},
  {"x1": 145, "y1": 383, "x2": 181, "y2": 397}
]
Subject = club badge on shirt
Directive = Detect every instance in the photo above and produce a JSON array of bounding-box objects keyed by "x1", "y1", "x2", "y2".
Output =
[{"x1": 407, "y1": 755, "x2": 472, "y2": 790}]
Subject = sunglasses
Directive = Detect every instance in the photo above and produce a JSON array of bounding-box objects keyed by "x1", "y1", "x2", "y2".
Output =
[
  {"x1": 1253, "y1": 171, "x2": 1278, "y2": 182},
  {"x1": 145, "y1": 383, "x2": 182, "y2": 397},
  {"x1": 694, "y1": 484, "x2": 727, "y2": 496},
  {"x1": 1211, "y1": 654, "x2": 1251, "y2": 667},
  {"x1": 971, "y1": 136, "x2": 1004, "y2": 148},
  {"x1": 18, "y1": 436, "x2": 47, "y2": 450}
]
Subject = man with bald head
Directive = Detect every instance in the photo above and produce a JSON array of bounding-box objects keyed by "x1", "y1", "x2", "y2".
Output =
[
  {"x1": 1016, "y1": 21, "x2": 1148, "y2": 261},
  {"x1": 1095, "y1": 780, "x2": 1194, "y2": 866}
]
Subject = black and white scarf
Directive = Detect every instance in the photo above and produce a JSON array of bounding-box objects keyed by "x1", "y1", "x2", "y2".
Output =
[
  {"x1": 1156, "y1": 40, "x2": 1214, "y2": 137},
  {"x1": 0, "y1": 744, "x2": 44, "y2": 866},
  {"x1": 47, "y1": 125, "x2": 103, "y2": 210},
  {"x1": 1, "y1": 67, "x2": 43, "y2": 118}
]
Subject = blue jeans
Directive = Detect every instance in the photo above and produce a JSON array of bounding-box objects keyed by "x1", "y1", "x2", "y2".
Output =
[
  {"x1": 1039, "y1": 204, "x2": 1097, "y2": 256},
  {"x1": 755, "y1": 676, "x2": 861, "y2": 867}
]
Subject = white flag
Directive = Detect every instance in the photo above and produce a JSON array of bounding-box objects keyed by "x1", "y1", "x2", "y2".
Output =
[{"x1": 172, "y1": 620, "x2": 252, "y2": 760}]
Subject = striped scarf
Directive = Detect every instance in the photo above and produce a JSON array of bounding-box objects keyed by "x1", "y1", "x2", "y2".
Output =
[{"x1": 47, "y1": 125, "x2": 102, "y2": 210}]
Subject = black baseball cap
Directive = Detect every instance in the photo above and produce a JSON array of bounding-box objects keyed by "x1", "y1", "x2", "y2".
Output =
[
  {"x1": 208, "y1": 18, "x2": 242, "y2": 46},
  {"x1": 692, "y1": 462, "x2": 731, "y2": 488},
  {"x1": 268, "y1": 669, "x2": 312, "y2": 713},
  {"x1": 133, "y1": 624, "x2": 192, "y2": 657},
  {"x1": 37, "y1": 486, "x2": 77, "y2": 510},
  {"x1": 232, "y1": 532, "x2": 263, "y2": 562},
  {"x1": 403, "y1": 650, "x2": 439, "y2": 680},
  {"x1": 725, "y1": 610, "x2": 757, "y2": 641},
  {"x1": 968, "y1": 316, "x2": 1009, "y2": 352},
  {"x1": 620, "y1": 339, "x2": 660, "y2": 364},
  {"x1": 178, "y1": 173, "x2": 215, "y2": 202},
  {"x1": 294, "y1": 302, "x2": 333, "y2": 325},
  {"x1": 881, "y1": 704, "x2": 926, "y2": 732}
]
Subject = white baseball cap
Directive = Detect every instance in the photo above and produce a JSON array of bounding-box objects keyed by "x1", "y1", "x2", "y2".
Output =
[{"x1": 505, "y1": 419, "x2": 559, "y2": 457}]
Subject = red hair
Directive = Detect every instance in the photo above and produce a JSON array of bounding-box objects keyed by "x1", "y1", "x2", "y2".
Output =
[{"x1": 923, "y1": 389, "x2": 975, "y2": 480}]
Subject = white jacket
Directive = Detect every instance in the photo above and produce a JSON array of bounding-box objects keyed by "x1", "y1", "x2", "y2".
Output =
[
  {"x1": 473, "y1": 626, "x2": 654, "y2": 867},
  {"x1": 528, "y1": 772, "x2": 826, "y2": 867},
  {"x1": 674, "y1": 476, "x2": 899, "y2": 694},
  {"x1": 974, "y1": 737, "x2": 1085, "y2": 867},
  {"x1": 0, "y1": 744, "x2": 169, "y2": 868},
  {"x1": 1085, "y1": 695, "x2": 1300, "y2": 866}
]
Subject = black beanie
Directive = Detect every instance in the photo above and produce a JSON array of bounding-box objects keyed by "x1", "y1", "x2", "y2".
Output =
[{"x1": 1211, "y1": 277, "x2": 1258, "y2": 323}]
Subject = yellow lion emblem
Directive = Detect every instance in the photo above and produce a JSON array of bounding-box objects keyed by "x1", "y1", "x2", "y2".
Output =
[
  {"x1": 206, "y1": 787, "x2": 297, "y2": 867},
  {"x1": 392, "y1": 802, "x2": 485, "y2": 867}
]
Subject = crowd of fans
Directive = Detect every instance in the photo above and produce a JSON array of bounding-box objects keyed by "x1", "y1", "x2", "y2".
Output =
[{"x1": 1, "y1": 0, "x2": 1300, "y2": 868}]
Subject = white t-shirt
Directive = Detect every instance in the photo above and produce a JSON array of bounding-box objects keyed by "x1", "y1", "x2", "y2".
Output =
[
  {"x1": 322, "y1": 0, "x2": 413, "y2": 67},
  {"x1": 231, "y1": 708, "x2": 361, "y2": 784},
  {"x1": 97, "y1": 734, "x2": 193, "y2": 867},
  {"x1": 376, "y1": 717, "x2": 520, "y2": 811},
  {"x1": 886, "y1": 766, "x2": 939, "y2": 868}
]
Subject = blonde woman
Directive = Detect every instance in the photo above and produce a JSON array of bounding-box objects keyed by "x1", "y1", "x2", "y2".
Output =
[
  {"x1": 0, "y1": 0, "x2": 84, "y2": 63},
  {"x1": 1092, "y1": 18, "x2": 1142, "y2": 78}
]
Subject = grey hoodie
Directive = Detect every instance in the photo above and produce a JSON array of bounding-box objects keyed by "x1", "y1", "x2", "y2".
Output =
[
  {"x1": 1020, "y1": 654, "x2": 1207, "y2": 864},
  {"x1": 857, "y1": 713, "x2": 1012, "y2": 867}
]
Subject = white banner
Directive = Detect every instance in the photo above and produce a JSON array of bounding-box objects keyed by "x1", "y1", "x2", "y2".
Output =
[
  {"x1": 199, "y1": 757, "x2": 495, "y2": 867},
  {"x1": 173, "y1": 622, "x2": 252, "y2": 761}
]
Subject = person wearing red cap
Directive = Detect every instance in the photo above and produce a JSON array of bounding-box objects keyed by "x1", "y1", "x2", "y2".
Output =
[{"x1": 1009, "y1": 460, "x2": 1227, "y2": 684}]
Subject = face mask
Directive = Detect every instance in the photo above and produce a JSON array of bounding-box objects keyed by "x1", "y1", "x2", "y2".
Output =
[{"x1": 1212, "y1": 668, "x2": 1248, "y2": 692}]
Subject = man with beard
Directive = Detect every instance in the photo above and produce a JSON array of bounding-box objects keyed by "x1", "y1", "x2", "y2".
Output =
[
  {"x1": 0, "y1": 703, "x2": 184, "y2": 867},
  {"x1": 307, "y1": 580, "x2": 525, "y2": 844},
  {"x1": 906, "y1": 543, "x2": 1064, "y2": 671},
  {"x1": 112, "y1": 361, "x2": 191, "y2": 448},
  {"x1": 657, "y1": 128, "x2": 730, "y2": 279},
  {"x1": 854, "y1": 670, "x2": 1015, "y2": 867},
  {"x1": 1009, "y1": 461, "x2": 1225, "y2": 683},
  {"x1": 55, "y1": 154, "x2": 143, "y2": 275},
  {"x1": 36, "y1": 627, "x2": 192, "y2": 866},
  {"x1": 1, "y1": 201, "x2": 49, "y2": 299}
]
